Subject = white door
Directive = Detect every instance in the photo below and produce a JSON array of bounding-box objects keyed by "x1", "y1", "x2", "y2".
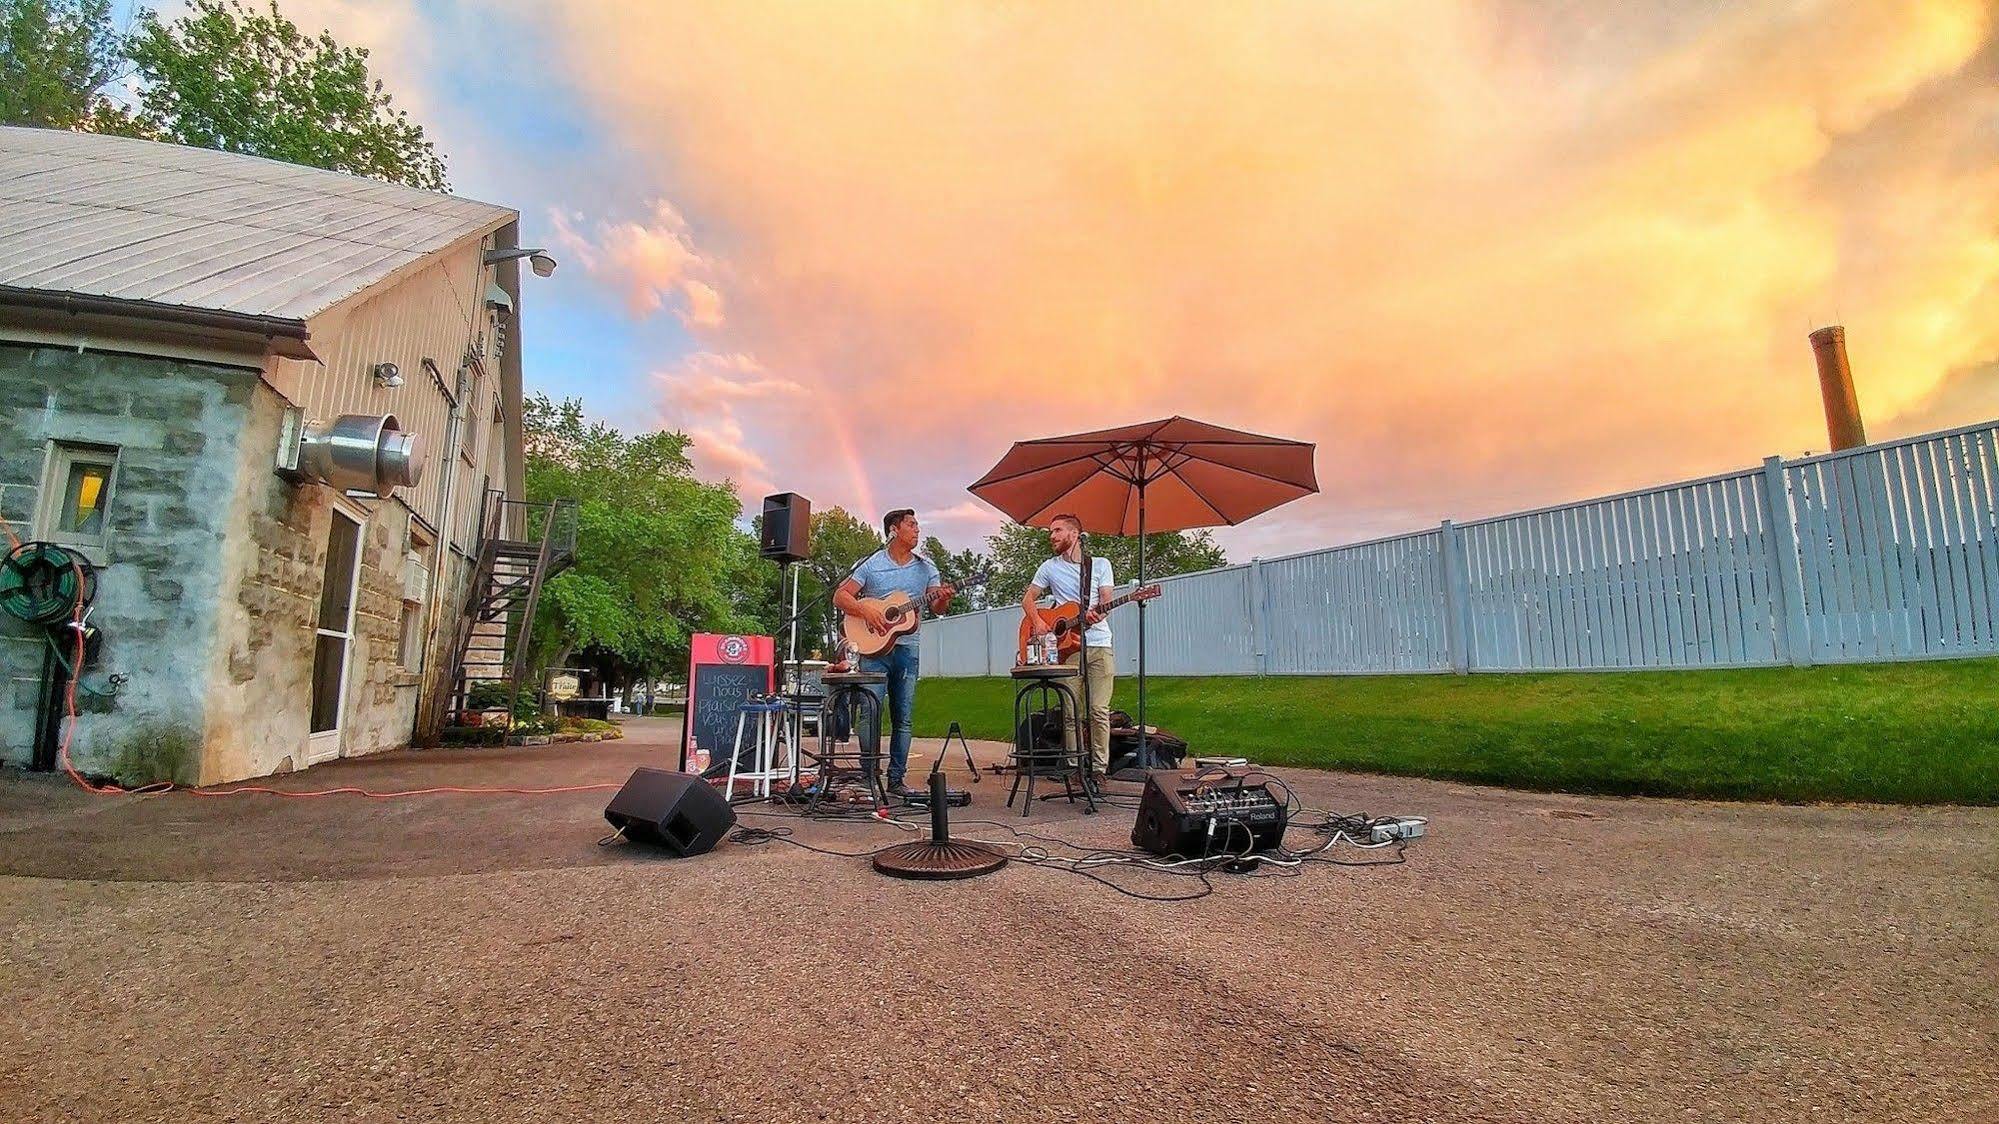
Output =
[{"x1": 307, "y1": 508, "x2": 364, "y2": 764}]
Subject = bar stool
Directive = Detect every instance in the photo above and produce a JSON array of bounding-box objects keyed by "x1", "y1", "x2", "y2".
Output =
[
  {"x1": 727, "y1": 696, "x2": 795, "y2": 799},
  {"x1": 1007, "y1": 665, "x2": 1096, "y2": 816},
  {"x1": 807, "y1": 671, "x2": 888, "y2": 815}
]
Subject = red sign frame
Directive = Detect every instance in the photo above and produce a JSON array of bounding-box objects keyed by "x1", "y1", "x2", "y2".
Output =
[{"x1": 680, "y1": 633, "x2": 775, "y2": 770}]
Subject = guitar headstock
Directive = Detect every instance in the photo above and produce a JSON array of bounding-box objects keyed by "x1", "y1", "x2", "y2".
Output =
[{"x1": 1131, "y1": 584, "x2": 1163, "y2": 601}]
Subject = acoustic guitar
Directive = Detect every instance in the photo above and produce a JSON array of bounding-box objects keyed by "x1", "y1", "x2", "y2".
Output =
[
  {"x1": 1017, "y1": 585, "x2": 1162, "y2": 665},
  {"x1": 841, "y1": 569, "x2": 991, "y2": 659}
]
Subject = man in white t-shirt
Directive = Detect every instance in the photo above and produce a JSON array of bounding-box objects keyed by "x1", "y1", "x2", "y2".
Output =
[{"x1": 1021, "y1": 513, "x2": 1115, "y2": 779}]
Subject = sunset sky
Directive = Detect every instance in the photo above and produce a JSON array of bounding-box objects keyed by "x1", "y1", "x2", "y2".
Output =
[{"x1": 277, "y1": 0, "x2": 1996, "y2": 558}]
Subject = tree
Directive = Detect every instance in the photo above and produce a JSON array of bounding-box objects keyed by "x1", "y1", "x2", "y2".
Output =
[
  {"x1": 523, "y1": 394, "x2": 760, "y2": 689},
  {"x1": 0, "y1": 0, "x2": 139, "y2": 131},
  {"x1": 767, "y1": 506, "x2": 881, "y2": 657},
  {"x1": 124, "y1": 0, "x2": 447, "y2": 190},
  {"x1": 983, "y1": 521, "x2": 1228, "y2": 604},
  {"x1": 922, "y1": 535, "x2": 990, "y2": 613}
]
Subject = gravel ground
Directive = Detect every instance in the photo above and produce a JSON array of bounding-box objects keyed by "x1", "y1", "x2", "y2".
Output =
[{"x1": 1, "y1": 717, "x2": 1993, "y2": 1123}]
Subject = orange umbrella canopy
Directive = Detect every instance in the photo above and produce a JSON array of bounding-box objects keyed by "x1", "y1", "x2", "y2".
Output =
[{"x1": 968, "y1": 416, "x2": 1317, "y2": 534}]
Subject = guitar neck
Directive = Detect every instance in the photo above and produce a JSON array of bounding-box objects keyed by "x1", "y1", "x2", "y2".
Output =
[
  {"x1": 1055, "y1": 587, "x2": 1151, "y2": 618},
  {"x1": 1097, "y1": 588, "x2": 1150, "y2": 613}
]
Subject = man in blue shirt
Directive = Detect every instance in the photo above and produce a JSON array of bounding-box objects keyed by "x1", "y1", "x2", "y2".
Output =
[{"x1": 834, "y1": 508, "x2": 954, "y2": 796}]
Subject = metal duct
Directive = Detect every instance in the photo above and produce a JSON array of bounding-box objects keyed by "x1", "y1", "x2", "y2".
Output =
[{"x1": 298, "y1": 414, "x2": 425, "y2": 497}]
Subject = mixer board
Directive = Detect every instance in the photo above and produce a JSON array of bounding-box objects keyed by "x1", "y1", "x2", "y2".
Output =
[{"x1": 1130, "y1": 769, "x2": 1289, "y2": 858}]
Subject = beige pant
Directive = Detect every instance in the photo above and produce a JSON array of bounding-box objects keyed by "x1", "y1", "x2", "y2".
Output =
[{"x1": 1058, "y1": 647, "x2": 1116, "y2": 774}]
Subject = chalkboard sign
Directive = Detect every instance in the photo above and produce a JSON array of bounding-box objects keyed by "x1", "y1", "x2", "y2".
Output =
[{"x1": 680, "y1": 634, "x2": 775, "y2": 771}]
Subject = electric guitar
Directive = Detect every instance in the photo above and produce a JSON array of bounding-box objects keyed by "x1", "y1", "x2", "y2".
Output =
[
  {"x1": 1017, "y1": 585, "x2": 1162, "y2": 665},
  {"x1": 841, "y1": 569, "x2": 991, "y2": 659}
]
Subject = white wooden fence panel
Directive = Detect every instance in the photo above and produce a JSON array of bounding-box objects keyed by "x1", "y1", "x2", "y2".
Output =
[
  {"x1": 1776, "y1": 426, "x2": 1999, "y2": 662},
  {"x1": 918, "y1": 420, "x2": 1999, "y2": 676}
]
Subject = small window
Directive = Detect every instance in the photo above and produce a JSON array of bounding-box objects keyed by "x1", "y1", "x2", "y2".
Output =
[
  {"x1": 38, "y1": 444, "x2": 118, "y2": 548},
  {"x1": 399, "y1": 602, "x2": 424, "y2": 670}
]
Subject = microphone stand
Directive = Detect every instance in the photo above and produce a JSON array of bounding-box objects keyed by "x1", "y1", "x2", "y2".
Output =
[
  {"x1": 1074, "y1": 539, "x2": 1100, "y2": 805},
  {"x1": 766, "y1": 557, "x2": 844, "y2": 776}
]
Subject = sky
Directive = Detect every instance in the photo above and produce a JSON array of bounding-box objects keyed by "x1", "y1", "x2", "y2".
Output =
[{"x1": 278, "y1": 0, "x2": 1997, "y2": 560}]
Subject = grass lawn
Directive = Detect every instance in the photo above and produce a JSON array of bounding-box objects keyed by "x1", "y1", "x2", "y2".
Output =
[{"x1": 912, "y1": 659, "x2": 1999, "y2": 805}]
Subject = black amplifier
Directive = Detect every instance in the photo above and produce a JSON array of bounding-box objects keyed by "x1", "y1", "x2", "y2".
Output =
[{"x1": 1130, "y1": 769, "x2": 1288, "y2": 858}]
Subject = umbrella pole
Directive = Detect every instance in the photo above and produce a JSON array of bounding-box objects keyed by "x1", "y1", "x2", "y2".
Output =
[{"x1": 1135, "y1": 478, "x2": 1150, "y2": 770}]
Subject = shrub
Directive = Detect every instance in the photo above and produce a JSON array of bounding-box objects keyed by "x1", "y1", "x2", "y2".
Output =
[{"x1": 463, "y1": 682, "x2": 543, "y2": 726}]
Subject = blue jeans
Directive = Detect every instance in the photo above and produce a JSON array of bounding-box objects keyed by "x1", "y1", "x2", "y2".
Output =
[{"x1": 861, "y1": 643, "x2": 919, "y2": 786}]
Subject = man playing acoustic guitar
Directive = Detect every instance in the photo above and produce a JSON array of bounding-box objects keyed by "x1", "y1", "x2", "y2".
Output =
[
  {"x1": 835, "y1": 508, "x2": 955, "y2": 797},
  {"x1": 1022, "y1": 513, "x2": 1115, "y2": 782}
]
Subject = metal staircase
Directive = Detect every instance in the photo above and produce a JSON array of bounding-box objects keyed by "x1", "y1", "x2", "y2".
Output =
[{"x1": 441, "y1": 489, "x2": 578, "y2": 727}]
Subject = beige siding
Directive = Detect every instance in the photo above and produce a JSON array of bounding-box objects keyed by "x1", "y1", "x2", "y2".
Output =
[{"x1": 265, "y1": 238, "x2": 508, "y2": 551}]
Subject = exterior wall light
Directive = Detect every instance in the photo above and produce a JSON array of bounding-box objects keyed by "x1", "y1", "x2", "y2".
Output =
[
  {"x1": 373, "y1": 361, "x2": 404, "y2": 389},
  {"x1": 482, "y1": 247, "x2": 558, "y2": 277}
]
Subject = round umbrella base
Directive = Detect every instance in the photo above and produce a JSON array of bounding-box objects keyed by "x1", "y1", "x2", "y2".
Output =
[{"x1": 871, "y1": 839, "x2": 1008, "y2": 880}]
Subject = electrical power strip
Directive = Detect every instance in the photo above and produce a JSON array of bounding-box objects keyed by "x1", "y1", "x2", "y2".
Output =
[{"x1": 1369, "y1": 817, "x2": 1428, "y2": 844}]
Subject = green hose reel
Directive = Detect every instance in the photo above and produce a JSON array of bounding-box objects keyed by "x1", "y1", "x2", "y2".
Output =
[{"x1": 0, "y1": 541, "x2": 97, "y2": 624}]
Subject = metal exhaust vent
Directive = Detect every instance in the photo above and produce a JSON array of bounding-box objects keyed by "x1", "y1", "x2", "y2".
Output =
[{"x1": 296, "y1": 414, "x2": 425, "y2": 497}]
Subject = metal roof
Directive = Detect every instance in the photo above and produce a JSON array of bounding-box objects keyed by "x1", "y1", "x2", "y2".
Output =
[{"x1": 0, "y1": 126, "x2": 515, "y2": 325}]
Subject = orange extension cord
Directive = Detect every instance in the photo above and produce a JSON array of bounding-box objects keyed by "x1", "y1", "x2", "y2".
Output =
[{"x1": 7, "y1": 506, "x2": 619, "y2": 801}]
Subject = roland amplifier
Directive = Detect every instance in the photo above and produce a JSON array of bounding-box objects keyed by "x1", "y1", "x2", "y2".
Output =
[{"x1": 1130, "y1": 769, "x2": 1288, "y2": 858}]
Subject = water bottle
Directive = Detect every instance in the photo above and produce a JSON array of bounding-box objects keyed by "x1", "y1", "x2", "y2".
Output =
[
  {"x1": 688, "y1": 735, "x2": 709, "y2": 774},
  {"x1": 1043, "y1": 632, "x2": 1058, "y2": 665}
]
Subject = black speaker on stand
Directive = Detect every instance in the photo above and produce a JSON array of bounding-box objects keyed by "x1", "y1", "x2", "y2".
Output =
[{"x1": 761, "y1": 492, "x2": 812, "y2": 563}]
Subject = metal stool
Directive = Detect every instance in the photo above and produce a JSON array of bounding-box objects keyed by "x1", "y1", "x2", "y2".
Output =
[
  {"x1": 1007, "y1": 665, "x2": 1096, "y2": 816},
  {"x1": 727, "y1": 696, "x2": 795, "y2": 800},
  {"x1": 807, "y1": 671, "x2": 888, "y2": 815}
]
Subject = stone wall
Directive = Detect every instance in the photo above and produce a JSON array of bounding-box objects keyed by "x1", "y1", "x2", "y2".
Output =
[
  {"x1": 0, "y1": 343, "x2": 250, "y2": 776},
  {"x1": 202, "y1": 383, "x2": 424, "y2": 782}
]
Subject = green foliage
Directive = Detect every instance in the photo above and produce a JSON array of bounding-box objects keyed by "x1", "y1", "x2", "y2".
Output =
[
  {"x1": 524, "y1": 393, "x2": 762, "y2": 681},
  {"x1": 915, "y1": 660, "x2": 1999, "y2": 805},
  {"x1": 107, "y1": 717, "x2": 198, "y2": 787},
  {"x1": 0, "y1": 0, "x2": 140, "y2": 131},
  {"x1": 123, "y1": 0, "x2": 446, "y2": 189},
  {"x1": 439, "y1": 724, "x2": 504, "y2": 748},
  {"x1": 782, "y1": 505, "x2": 882, "y2": 651},
  {"x1": 558, "y1": 717, "x2": 621, "y2": 737},
  {"x1": 922, "y1": 535, "x2": 990, "y2": 613},
  {"x1": 982, "y1": 521, "x2": 1228, "y2": 604},
  {"x1": 464, "y1": 681, "x2": 539, "y2": 725},
  {"x1": 1, "y1": 0, "x2": 446, "y2": 189}
]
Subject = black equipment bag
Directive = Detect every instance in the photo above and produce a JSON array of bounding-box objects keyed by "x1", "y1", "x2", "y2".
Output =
[{"x1": 1106, "y1": 710, "x2": 1189, "y2": 772}]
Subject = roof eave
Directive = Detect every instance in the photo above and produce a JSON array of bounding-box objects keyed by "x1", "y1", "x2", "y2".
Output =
[{"x1": 0, "y1": 286, "x2": 318, "y2": 361}]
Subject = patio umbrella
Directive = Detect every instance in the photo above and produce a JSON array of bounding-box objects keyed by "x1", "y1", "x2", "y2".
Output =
[{"x1": 969, "y1": 417, "x2": 1318, "y2": 771}]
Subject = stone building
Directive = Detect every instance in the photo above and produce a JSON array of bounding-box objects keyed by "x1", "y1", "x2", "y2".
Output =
[{"x1": 0, "y1": 126, "x2": 545, "y2": 784}]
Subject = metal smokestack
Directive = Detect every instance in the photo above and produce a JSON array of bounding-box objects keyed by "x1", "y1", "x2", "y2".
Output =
[{"x1": 1810, "y1": 325, "x2": 1867, "y2": 451}]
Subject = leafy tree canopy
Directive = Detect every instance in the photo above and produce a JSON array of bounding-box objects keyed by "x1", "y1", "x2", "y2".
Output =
[
  {"x1": 126, "y1": 0, "x2": 446, "y2": 189},
  {"x1": 983, "y1": 521, "x2": 1228, "y2": 605},
  {"x1": 0, "y1": 0, "x2": 144, "y2": 132},
  {"x1": 1, "y1": 0, "x2": 447, "y2": 191},
  {"x1": 523, "y1": 394, "x2": 763, "y2": 681}
]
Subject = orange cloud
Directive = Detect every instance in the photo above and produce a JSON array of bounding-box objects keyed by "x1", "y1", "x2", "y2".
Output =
[
  {"x1": 550, "y1": 201, "x2": 726, "y2": 328},
  {"x1": 518, "y1": 1, "x2": 1999, "y2": 551}
]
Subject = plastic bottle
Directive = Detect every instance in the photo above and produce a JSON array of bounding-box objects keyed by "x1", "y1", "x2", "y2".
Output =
[
  {"x1": 1043, "y1": 631, "x2": 1058, "y2": 665},
  {"x1": 689, "y1": 736, "x2": 709, "y2": 774}
]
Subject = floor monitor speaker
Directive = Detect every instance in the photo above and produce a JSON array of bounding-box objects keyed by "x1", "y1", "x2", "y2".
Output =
[{"x1": 604, "y1": 768, "x2": 737, "y2": 856}]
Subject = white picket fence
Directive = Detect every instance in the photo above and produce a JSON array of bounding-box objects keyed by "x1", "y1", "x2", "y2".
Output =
[{"x1": 919, "y1": 419, "x2": 1999, "y2": 676}]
